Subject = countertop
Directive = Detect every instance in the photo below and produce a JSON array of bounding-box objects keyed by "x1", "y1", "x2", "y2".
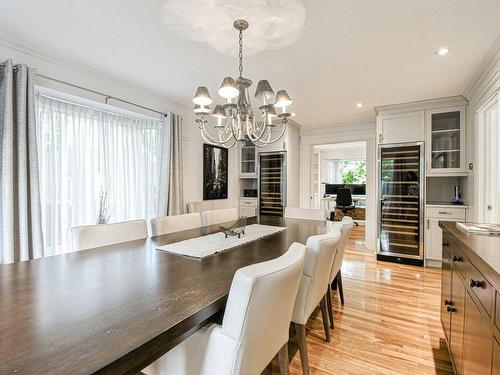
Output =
[{"x1": 439, "y1": 221, "x2": 500, "y2": 290}]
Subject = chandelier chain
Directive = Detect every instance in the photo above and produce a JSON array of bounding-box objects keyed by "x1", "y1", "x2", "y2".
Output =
[{"x1": 238, "y1": 29, "x2": 243, "y2": 78}]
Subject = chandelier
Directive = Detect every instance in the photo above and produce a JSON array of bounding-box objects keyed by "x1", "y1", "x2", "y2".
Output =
[{"x1": 193, "y1": 19, "x2": 294, "y2": 148}]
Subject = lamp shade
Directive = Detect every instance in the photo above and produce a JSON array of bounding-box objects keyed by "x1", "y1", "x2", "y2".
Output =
[
  {"x1": 218, "y1": 77, "x2": 239, "y2": 99},
  {"x1": 274, "y1": 90, "x2": 292, "y2": 108},
  {"x1": 254, "y1": 80, "x2": 274, "y2": 101},
  {"x1": 194, "y1": 104, "x2": 210, "y2": 114},
  {"x1": 193, "y1": 86, "x2": 212, "y2": 105},
  {"x1": 211, "y1": 104, "x2": 227, "y2": 118}
]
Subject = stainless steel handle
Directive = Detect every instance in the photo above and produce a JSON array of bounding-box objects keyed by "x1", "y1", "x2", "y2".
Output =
[
  {"x1": 438, "y1": 211, "x2": 451, "y2": 215},
  {"x1": 427, "y1": 219, "x2": 430, "y2": 229}
]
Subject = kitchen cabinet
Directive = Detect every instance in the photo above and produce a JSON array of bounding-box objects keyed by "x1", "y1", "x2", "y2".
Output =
[
  {"x1": 238, "y1": 197, "x2": 257, "y2": 217},
  {"x1": 425, "y1": 205, "x2": 466, "y2": 265},
  {"x1": 425, "y1": 106, "x2": 467, "y2": 176},
  {"x1": 440, "y1": 222, "x2": 499, "y2": 375},
  {"x1": 238, "y1": 142, "x2": 257, "y2": 178},
  {"x1": 376, "y1": 110, "x2": 424, "y2": 144},
  {"x1": 462, "y1": 292, "x2": 493, "y2": 375}
]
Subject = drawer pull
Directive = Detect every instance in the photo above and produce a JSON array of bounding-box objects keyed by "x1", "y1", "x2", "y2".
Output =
[
  {"x1": 444, "y1": 299, "x2": 452, "y2": 306},
  {"x1": 447, "y1": 306, "x2": 456, "y2": 313},
  {"x1": 442, "y1": 241, "x2": 450, "y2": 247},
  {"x1": 469, "y1": 279, "x2": 483, "y2": 288},
  {"x1": 438, "y1": 211, "x2": 451, "y2": 215},
  {"x1": 452, "y1": 256, "x2": 462, "y2": 262}
]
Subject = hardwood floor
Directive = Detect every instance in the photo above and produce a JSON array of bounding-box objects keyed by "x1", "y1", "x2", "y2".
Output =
[{"x1": 268, "y1": 226, "x2": 454, "y2": 375}]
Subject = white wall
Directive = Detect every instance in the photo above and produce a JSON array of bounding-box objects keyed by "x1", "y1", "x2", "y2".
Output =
[{"x1": 0, "y1": 35, "x2": 239, "y2": 212}]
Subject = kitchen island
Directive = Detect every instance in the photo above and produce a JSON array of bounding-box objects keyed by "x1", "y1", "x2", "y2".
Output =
[{"x1": 439, "y1": 221, "x2": 500, "y2": 375}]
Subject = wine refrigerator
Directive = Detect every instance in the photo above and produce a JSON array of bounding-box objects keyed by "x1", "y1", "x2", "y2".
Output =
[
  {"x1": 377, "y1": 142, "x2": 424, "y2": 266},
  {"x1": 259, "y1": 152, "x2": 286, "y2": 217}
]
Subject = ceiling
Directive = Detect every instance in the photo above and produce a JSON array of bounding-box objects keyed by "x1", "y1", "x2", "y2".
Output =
[{"x1": 1, "y1": 0, "x2": 499, "y2": 127}]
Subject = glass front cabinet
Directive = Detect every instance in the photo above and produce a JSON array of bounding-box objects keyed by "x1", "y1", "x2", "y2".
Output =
[
  {"x1": 238, "y1": 141, "x2": 257, "y2": 178},
  {"x1": 425, "y1": 106, "x2": 467, "y2": 176}
]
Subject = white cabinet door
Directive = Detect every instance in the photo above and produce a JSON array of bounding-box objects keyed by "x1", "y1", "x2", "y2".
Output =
[
  {"x1": 425, "y1": 217, "x2": 442, "y2": 262},
  {"x1": 377, "y1": 111, "x2": 425, "y2": 144},
  {"x1": 239, "y1": 207, "x2": 257, "y2": 217},
  {"x1": 425, "y1": 106, "x2": 467, "y2": 176}
]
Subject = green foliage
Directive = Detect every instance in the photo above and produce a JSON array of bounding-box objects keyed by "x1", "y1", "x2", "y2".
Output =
[{"x1": 341, "y1": 160, "x2": 366, "y2": 184}]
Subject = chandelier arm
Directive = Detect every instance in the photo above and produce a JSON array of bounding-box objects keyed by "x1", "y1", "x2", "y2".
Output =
[
  {"x1": 245, "y1": 117, "x2": 268, "y2": 143},
  {"x1": 199, "y1": 124, "x2": 234, "y2": 145}
]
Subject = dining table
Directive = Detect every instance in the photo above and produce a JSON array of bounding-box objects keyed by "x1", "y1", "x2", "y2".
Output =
[{"x1": 0, "y1": 215, "x2": 329, "y2": 375}]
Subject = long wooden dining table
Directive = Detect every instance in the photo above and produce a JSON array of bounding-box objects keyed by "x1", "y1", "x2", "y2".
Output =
[{"x1": 0, "y1": 216, "x2": 329, "y2": 375}]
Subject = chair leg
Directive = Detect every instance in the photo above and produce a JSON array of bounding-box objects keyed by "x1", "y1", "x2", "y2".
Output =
[
  {"x1": 319, "y1": 294, "x2": 331, "y2": 343},
  {"x1": 337, "y1": 270, "x2": 345, "y2": 305},
  {"x1": 326, "y1": 286, "x2": 334, "y2": 329},
  {"x1": 278, "y1": 343, "x2": 289, "y2": 375},
  {"x1": 295, "y1": 323, "x2": 309, "y2": 375}
]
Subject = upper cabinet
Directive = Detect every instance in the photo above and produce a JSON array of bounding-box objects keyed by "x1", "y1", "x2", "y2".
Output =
[
  {"x1": 376, "y1": 97, "x2": 468, "y2": 177},
  {"x1": 426, "y1": 106, "x2": 467, "y2": 176},
  {"x1": 238, "y1": 141, "x2": 257, "y2": 178},
  {"x1": 376, "y1": 111, "x2": 425, "y2": 144}
]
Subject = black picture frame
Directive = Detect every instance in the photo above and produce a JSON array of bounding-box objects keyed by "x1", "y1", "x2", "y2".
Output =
[{"x1": 203, "y1": 143, "x2": 228, "y2": 200}]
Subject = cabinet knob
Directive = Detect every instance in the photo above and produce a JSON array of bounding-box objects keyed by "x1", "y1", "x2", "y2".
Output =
[
  {"x1": 442, "y1": 241, "x2": 450, "y2": 247},
  {"x1": 469, "y1": 279, "x2": 483, "y2": 288},
  {"x1": 447, "y1": 306, "x2": 456, "y2": 313},
  {"x1": 444, "y1": 299, "x2": 451, "y2": 306},
  {"x1": 452, "y1": 256, "x2": 462, "y2": 262}
]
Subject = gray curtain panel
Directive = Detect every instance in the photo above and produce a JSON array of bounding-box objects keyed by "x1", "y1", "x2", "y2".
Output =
[
  {"x1": 167, "y1": 113, "x2": 184, "y2": 215},
  {"x1": 0, "y1": 59, "x2": 44, "y2": 264}
]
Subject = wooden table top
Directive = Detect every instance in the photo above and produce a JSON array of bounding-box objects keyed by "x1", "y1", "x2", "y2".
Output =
[{"x1": 0, "y1": 216, "x2": 328, "y2": 375}]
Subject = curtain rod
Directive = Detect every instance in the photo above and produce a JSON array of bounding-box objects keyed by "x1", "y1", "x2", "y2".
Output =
[{"x1": 36, "y1": 73, "x2": 168, "y2": 118}]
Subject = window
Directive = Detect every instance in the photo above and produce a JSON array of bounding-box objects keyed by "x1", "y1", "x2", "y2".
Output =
[
  {"x1": 322, "y1": 159, "x2": 366, "y2": 184},
  {"x1": 36, "y1": 94, "x2": 168, "y2": 256}
]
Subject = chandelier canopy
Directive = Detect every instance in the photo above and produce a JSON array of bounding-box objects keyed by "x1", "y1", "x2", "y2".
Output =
[{"x1": 193, "y1": 19, "x2": 294, "y2": 148}]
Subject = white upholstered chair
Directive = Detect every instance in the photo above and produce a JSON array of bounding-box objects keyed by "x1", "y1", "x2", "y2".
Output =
[
  {"x1": 326, "y1": 216, "x2": 354, "y2": 329},
  {"x1": 284, "y1": 207, "x2": 327, "y2": 221},
  {"x1": 71, "y1": 219, "x2": 148, "y2": 251},
  {"x1": 143, "y1": 242, "x2": 306, "y2": 375},
  {"x1": 201, "y1": 208, "x2": 238, "y2": 226},
  {"x1": 187, "y1": 201, "x2": 215, "y2": 213},
  {"x1": 150, "y1": 213, "x2": 203, "y2": 236},
  {"x1": 291, "y1": 228, "x2": 341, "y2": 375}
]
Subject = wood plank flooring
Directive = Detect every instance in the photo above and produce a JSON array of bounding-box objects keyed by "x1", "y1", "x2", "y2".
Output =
[{"x1": 269, "y1": 226, "x2": 454, "y2": 375}]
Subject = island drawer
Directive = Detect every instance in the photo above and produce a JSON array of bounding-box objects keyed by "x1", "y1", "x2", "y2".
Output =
[{"x1": 468, "y1": 262, "x2": 494, "y2": 317}]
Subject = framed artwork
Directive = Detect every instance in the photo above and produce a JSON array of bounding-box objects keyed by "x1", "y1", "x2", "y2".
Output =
[{"x1": 203, "y1": 143, "x2": 228, "y2": 200}]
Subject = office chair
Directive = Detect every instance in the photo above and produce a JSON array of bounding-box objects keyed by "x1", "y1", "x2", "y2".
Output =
[{"x1": 335, "y1": 188, "x2": 359, "y2": 226}]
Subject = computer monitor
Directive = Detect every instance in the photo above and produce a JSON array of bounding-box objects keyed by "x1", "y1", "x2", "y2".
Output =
[
  {"x1": 324, "y1": 183, "x2": 366, "y2": 195},
  {"x1": 350, "y1": 184, "x2": 366, "y2": 195}
]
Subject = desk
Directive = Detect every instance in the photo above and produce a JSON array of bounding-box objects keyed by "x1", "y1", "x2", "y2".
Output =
[{"x1": 0, "y1": 216, "x2": 327, "y2": 375}]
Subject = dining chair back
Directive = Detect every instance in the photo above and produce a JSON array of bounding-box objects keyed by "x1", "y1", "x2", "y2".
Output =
[
  {"x1": 284, "y1": 207, "x2": 327, "y2": 221},
  {"x1": 187, "y1": 201, "x2": 215, "y2": 213},
  {"x1": 71, "y1": 219, "x2": 148, "y2": 251},
  {"x1": 291, "y1": 228, "x2": 341, "y2": 374},
  {"x1": 201, "y1": 208, "x2": 238, "y2": 226},
  {"x1": 150, "y1": 213, "x2": 203, "y2": 236},
  {"x1": 329, "y1": 218, "x2": 355, "y2": 285},
  {"x1": 144, "y1": 242, "x2": 306, "y2": 375}
]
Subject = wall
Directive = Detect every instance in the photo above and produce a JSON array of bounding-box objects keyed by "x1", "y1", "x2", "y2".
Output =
[
  {"x1": 0, "y1": 35, "x2": 239, "y2": 211},
  {"x1": 463, "y1": 35, "x2": 500, "y2": 221}
]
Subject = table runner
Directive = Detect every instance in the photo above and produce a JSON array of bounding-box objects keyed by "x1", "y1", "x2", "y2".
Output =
[{"x1": 156, "y1": 224, "x2": 287, "y2": 259}]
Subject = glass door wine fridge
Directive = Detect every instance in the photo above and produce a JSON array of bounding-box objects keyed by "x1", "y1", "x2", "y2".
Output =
[
  {"x1": 259, "y1": 152, "x2": 286, "y2": 217},
  {"x1": 377, "y1": 143, "x2": 424, "y2": 266}
]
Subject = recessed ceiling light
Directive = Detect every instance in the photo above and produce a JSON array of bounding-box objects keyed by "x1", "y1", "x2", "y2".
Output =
[
  {"x1": 437, "y1": 47, "x2": 450, "y2": 56},
  {"x1": 356, "y1": 102, "x2": 363, "y2": 108}
]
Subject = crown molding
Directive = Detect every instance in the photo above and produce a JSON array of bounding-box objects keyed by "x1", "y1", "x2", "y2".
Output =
[
  {"x1": 463, "y1": 34, "x2": 500, "y2": 103},
  {"x1": 0, "y1": 32, "x2": 189, "y2": 113},
  {"x1": 374, "y1": 95, "x2": 467, "y2": 114},
  {"x1": 300, "y1": 119, "x2": 376, "y2": 131}
]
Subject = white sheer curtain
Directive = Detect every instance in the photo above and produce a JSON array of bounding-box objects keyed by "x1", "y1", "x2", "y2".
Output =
[{"x1": 36, "y1": 95, "x2": 168, "y2": 256}]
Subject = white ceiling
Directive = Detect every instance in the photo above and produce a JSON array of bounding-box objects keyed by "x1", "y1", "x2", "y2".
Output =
[{"x1": 0, "y1": 0, "x2": 499, "y2": 127}]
